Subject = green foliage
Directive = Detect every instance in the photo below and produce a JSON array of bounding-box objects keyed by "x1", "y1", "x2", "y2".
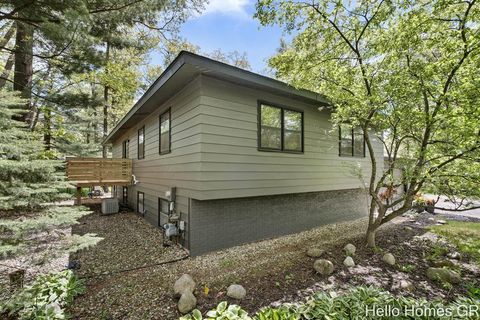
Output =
[
  {"x1": 0, "y1": 90, "x2": 102, "y2": 261},
  {"x1": 0, "y1": 90, "x2": 73, "y2": 210},
  {"x1": 466, "y1": 282, "x2": 480, "y2": 300},
  {"x1": 430, "y1": 221, "x2": 480, "y2": 264},
  {"x1": 181, "y1": 287, "x2": 480, "y2": 320},
  {"x1": 426, "y1": 243, "x2": 450, "y2": 262},
  {"x1": 1, "y1": 270, "x2": 84, "y2": 320},
  {"x1": 398, "y1": 264, "x2": 416, "y2": 273},
  {"x1": 0, "y1": 206, "x2": 101, "y2": 258},
  {"x1": 180, "y1": 302, "x2": 252, "y2": 320},
  {"x1": 256, "y1": 306, "x2": 299, "y2": 320}
]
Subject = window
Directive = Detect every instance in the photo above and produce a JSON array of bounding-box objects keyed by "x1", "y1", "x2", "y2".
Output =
[
  {"x1": 159, "y1": 109, "x2": 171, "y2": 154},
  {"x1": 159, "y1": 198, "x2": 170, "y2": 214},
  {"x1": 339, "y1": 125, "x2": 365, "y2": 157},
  {"x1": 122, "y1": 139, "x2": 129, "y2": 158},
  {"x1": 138, "y1": 126, "x2": 145, "y2": 159},
  {"x1": 158, "y1": 198, "x2": 170, "y2": 227},
  {"x1": 137, "y1": 191, "x2": 145, "y2": 214},
  {"x1": 258, "y1": 102, "x2": 303, "y2": 152},
  {"x1": 122, "y1": 187, "x2": 128, "y2": 204}
]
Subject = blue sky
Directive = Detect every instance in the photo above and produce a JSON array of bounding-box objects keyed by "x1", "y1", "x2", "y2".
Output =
[{"x1": 151, "y1": 0, "x2": 285, "y2": 74}]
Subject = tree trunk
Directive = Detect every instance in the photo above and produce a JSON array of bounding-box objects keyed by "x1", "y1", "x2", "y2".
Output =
[
  {"x1": 43, "y1": 108, "x2": 52, "y2": 150},
  {"x1": 102, "y1": 41, "x2": 110, "y2": 158},
  {"x1": 13, "y1": 20, "x2": 33, "y2": 122},
  {"x1": 0, "y1": 53, "x2": 14, "y2": 89},
  {"x1": 366, "y1": 228, "x2": 376, "y2": 248}
]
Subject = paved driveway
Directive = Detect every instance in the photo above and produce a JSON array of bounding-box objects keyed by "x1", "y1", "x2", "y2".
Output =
[{"x1": 424, "y1": 194, "x2": 480, "y2": 219}]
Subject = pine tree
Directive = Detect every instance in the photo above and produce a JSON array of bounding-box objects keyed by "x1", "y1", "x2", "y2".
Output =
[{"x1": 0, "y1": 89, "x2": 100, "y2": 260}]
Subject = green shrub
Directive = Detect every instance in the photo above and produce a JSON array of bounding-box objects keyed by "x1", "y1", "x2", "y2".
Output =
[
  {"x1": 1, "y1": 269, "x2": 84, "y2": 319},
  {"x1": 256, "y1": 305, "x2": 300, "y2": 320}
]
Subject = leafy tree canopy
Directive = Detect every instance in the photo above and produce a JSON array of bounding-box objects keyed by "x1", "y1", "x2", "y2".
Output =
[{"x1": 256, "y1": 0, "x2": 480, "y2": 246}]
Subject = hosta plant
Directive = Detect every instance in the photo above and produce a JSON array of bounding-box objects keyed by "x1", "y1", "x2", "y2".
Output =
[
  {"x1": 180, "y1": 301, "x2": 252, "y2": 320},
  {"x1": 1, "y1": 269, "x2": 84, "y2": 320}
]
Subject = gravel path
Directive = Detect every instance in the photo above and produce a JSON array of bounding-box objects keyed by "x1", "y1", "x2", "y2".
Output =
[
  {"x1": 70, "y1": 207, "x2": 187, "y2": 277},
  {"x1": 71, "y1": 212, "x2": 371, "y2": 320}
]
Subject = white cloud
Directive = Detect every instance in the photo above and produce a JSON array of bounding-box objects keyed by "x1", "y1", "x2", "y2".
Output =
[{"x1": 200, "y1": 0, "x2": 250, "y2": 17}]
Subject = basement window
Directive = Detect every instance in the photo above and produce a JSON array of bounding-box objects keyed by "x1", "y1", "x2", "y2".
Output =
[
  {"x1": 137, "y1": 191, "x2": 145, "y2": 214},
  {"x1": 122, "y1": 139, "x2": 129, "y2": 158},
  {"x1": 339, "y1": 125, "x2": 365, "y2": 157},
  {"x1": 258, "y1": 102, "x2": 303, "y2": 153},
  {"x1": 159, "y1": 109, "x2": 171, "y2": 154},
  {"x1": 138, "y1": 126, "x2": 145, "y2": 159}
]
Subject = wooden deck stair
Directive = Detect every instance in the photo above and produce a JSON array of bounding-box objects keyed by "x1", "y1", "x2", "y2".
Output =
[{"x1": 66, "y1": 157, "x2": 133, "y2": 204}]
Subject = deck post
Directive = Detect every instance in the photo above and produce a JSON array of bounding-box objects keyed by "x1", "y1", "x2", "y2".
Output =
[{"x1": 76, "y1": 186, "x2": 82, "y2": 205}]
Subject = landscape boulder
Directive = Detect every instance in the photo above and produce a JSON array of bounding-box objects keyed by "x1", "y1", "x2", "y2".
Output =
[
  {"x1": 314, "y1": 259, "x2": 335, "y2": 275},
  {"x1": 226, "y1": 284, "x2": 246, "y2": 300},
  {"x1": 343, "y1": 256, "x2": 355, "y2": 267},
  {"x1": 399, "y1": 280, "x2": 414, "y2": 291},
  {"x1": 178, "y1": 291, "x2": 197, "y2": 314},
  {"x1": 174, "y1": 274, "x2": 196, "y2": 298},
  {"x1": 382, "y1": 253, "x2": 396, "y2": 266},
  {"x1": 426, "y1": 267, "x2": 461, "y2": 284},
  {"x1": 447, "y1": 252, "x2": 461, "y2": 260},
  {"x1": 433, "y1": 259, "x2": 456, "y2": 268},
  {"x1": 306, "y1": 247, "x2": 324, "y2": 258},
  {"x1": 344, "y1": 243, "x2": 356, "y2": 256}
]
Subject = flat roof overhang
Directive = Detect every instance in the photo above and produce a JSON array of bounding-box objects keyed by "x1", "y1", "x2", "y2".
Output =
[{"x1": 103, "y1": 51, "x2": 330, "y2": 145}]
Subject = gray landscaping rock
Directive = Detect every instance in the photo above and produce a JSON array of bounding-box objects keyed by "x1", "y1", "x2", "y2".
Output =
[
  {"x1": 399, "y1": 280, "x2": 414, "y2": 291},
  {"x1": 314, "y1": 259, "x2": 334, "y2": 275},
  {"x1": 178, "y1": 291, "x2": 197, "y2": 314},
  {"x1": 227, "y1": 284, "x2": 246, "y2": 300},
  {"x1": 437, "y1": 220, "x2": 447, "y2": 225},
  {"x1": 306, "y1": 247, "x2": 324, "y2": 258},
  {"x1": 344, "y1": 243, "x2": 356, "y2": 256},
  {"x1": 382, "y1": 253, "x2": 396, "y2": 266},
  {"x1": 174, "y1": 274, "x2": 196, "y2": 298},
  {"x1": 447, "y1": 252, "x2": 461, "y2": 260},
  {"x1": 343, "y1": 256, "x2": 355, "y2": 267},
  {"x1": 433, "y1": 259, "x2": 456, "y2": 268},
  {"x1": 426, "y1": 267, "x2": 461, "y2": 284}
]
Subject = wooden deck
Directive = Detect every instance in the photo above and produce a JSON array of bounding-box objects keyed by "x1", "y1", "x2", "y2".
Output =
[{"x1": 66, "y1": 157, "x2": 133, "y2": 204}]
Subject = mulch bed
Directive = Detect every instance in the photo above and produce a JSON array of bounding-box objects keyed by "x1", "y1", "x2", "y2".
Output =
[{"x1": 70, "y1": 207, "x2": 480, "y2": 320}]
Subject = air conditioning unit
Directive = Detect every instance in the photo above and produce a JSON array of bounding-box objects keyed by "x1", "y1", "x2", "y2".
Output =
[{"x1": 101, "y1": 198, "x2": 119, "y2": 215}]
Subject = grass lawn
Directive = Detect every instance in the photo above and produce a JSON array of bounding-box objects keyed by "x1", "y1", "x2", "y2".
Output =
[{"x1": 429, "y1": 221, "x2": 480, "y2": 264}]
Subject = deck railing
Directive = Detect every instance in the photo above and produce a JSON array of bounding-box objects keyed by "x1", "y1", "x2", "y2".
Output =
[{"x1": 66, "y1": 157, "x2": 133, "y2": 187}]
